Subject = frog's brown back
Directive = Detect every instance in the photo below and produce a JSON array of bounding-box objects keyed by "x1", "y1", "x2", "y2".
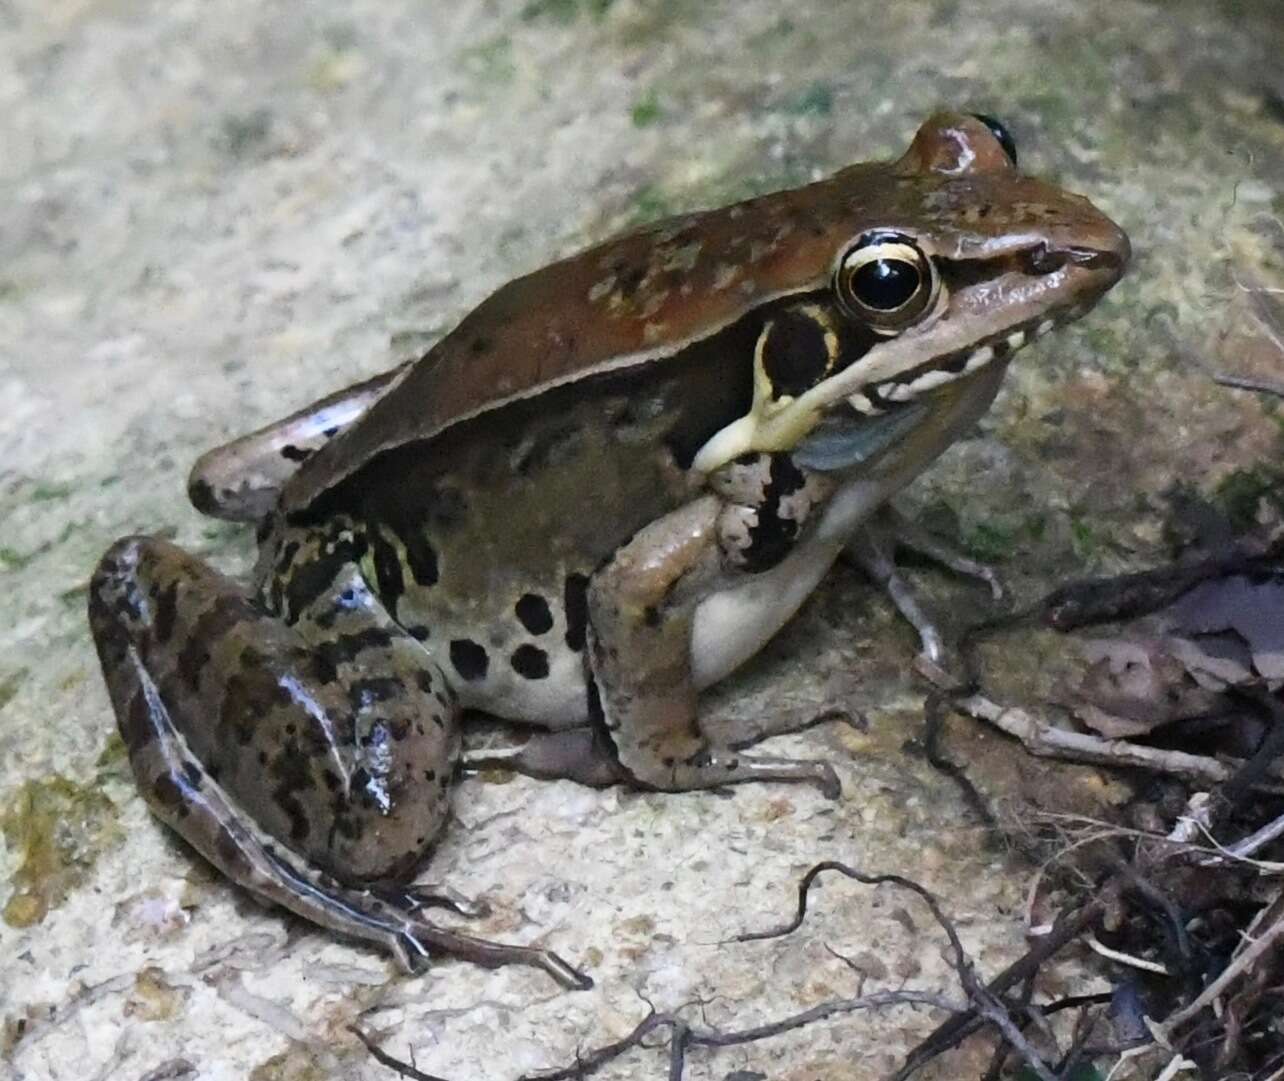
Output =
[
  {"x1": 281, "y1": 112, "x2": 1037, "y2": 514},
  {"x1": 280, "y1": 175, "x2": 872, "y2": 515}
]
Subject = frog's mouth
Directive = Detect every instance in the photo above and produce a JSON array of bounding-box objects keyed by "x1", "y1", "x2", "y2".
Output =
[{"x1": 691, "y1": 232, "x2": 1127, "y2": 476}]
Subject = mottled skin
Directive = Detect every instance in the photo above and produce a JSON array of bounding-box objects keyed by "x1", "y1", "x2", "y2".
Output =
[{"x1": 89, "y1": 114, "x2": 1129, "y2": 986}]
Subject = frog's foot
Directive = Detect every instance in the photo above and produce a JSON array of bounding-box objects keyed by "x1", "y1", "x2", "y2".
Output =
[
  {"x1": 587, "y1": 497, "x2": 841, "y2": 799},
  {"x1": 460, "y1": 727, "x2": 627, "y2": 787},
  {"x1": 88, "y1": 536, "x2": 589, "y2": 989},
  {"x1": 843, "y1": 505, "x2": 1002, "y2": 665},
  {"x1": 397, "y1": 884, "x2": 490, "y2": 920}
]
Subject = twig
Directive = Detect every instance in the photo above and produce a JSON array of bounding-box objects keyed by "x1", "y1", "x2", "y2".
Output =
[
  {"x1": 969, "y1": 986, "x2": 1057, "y2": 1081},
  {"x1": 922, "y1": 688, "x2": 998, "y2": 834},
  {"x1": 1215, "y1": 687, "x2": 1284, "y2": 814},
  {"x1": 349, "y1": 1024, "x2": 452, "y2": 1081},
  {"x1": 1223, "y1": 810, "x2": 1284, "y2": 862},
  {"x1": 1152, "y1": 890, "x2": 1284, "y2": 1040},
  {"x1": 956, "y1": 692, "x2": 1240, "y2": 784},
  {"x1": 517, "y1": 992, "x2": 963, "y2": 1081},
  {"x1": 1087, "y1": 936, "x2": 1170, "y2": 975},
  {"x1": 1213, "y1": 373, "x2": 1284, "y2": 398},
  {"x1": 893, "y1": 896, "x2": 1107, "y2": 1080},
  {"x1": 736, "y1": 861, "x2": 969, "y2": 978},
  {"x1": 962, "y1": 538, "x2": 1284, "y2": 636}
]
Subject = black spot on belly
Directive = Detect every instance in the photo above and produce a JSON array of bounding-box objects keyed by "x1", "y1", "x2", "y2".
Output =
[
  {"x1": 404, "y1": 534, "x2": 439, "y2": 586},
  {"x1": 563, "y1": 573, "x2": 590, "y2": 651},
  {"x1": 450, "y1": 639, "x2": 489, "y2": 681},
  {"x1": 367, "y1": 528, "x2": 405, "y2": 611},
  {"x1": 281, "y1": 444, "x2": 312, "y2": 463},
  {"x1": 515, "y1": 593, "x2": 553, "y2": 635},
  {"x1": 407, "y1": 624, "x2": 431, "y2": 641},
  {"x1": 510, "y1": 644, "x2": 550, "y2": 679},
  {"x1": 380, "y1": 522, "x2": 439, "y2": 587}
]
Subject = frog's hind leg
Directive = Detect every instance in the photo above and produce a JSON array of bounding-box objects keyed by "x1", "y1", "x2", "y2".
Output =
[
  {"x1": 88, "y1": 535, "x2": 589, "y2": 988},
  {"x1": 188, "y1": 363, "x2": 408, "y2": 522}
]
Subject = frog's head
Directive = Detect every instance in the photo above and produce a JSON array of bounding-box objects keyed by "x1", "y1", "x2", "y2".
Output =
[{"x1": 692, "y1": 112, "x2": 1130, "y2": 474}]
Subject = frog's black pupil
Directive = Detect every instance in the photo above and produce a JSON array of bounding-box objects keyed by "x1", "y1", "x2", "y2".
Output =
[
  {"x1": 851, "y1": 259, "x2": 920, "y2": 311},
  {"x1": 970, "y1": 112, "x2": 1018, "y2": 166}
]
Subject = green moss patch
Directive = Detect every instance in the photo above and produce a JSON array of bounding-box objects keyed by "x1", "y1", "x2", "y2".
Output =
[{"x1": 2, "y1": 776, "x2": 122, "y2": 928}]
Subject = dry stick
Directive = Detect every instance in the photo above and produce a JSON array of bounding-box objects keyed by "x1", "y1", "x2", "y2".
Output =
[
  {"x1": 734, "y1": 861, "x2": 1064, "y2": 1080},
  {"x1": 1223, "y1": 809, "x2": 1284, "y2": 860},
  {"x1": 348, "y1": 1024, "x2": 451, "y2": 1081},
  {"x1": 980, "y1": 977, "x2": 1034, "y2": 1081},
  {"x1": 1213, "y1": 373, "x2": 1284, "y2": 398},
  {"x1": 1216, "y1": 687, "x2": 1284, "y2": 814},
  {"x1": 521, "y1": 863, "x2": 984, "y2": 1081},
  {"x1": 517, "y1": 992, "x2": 964, "y2": 1081},
  {"x1": 922, "y1": 688, "x2": 998, "y2": 833},
  {"x1": 736, "y1": 861, "x2": 968, "y2": 969},
  {"x1": 1154, "y1": 890, "x2": 1284, "y2": 1040},
  {"x1": 892, "y1": 896, "x2": 1109, "y2": 1080},
  {"x1": 1009, "y1": 539, "x2": 1281, "y2": 634},
  {"x1": 955, "y1": 693, "x2": 1238, "y2": 785}
]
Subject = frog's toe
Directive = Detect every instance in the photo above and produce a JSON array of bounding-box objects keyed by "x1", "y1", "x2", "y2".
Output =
[
  {"x1": 391, "y1": 932, "x2": 434, "y2": 976},
  {"x1": 539, "y1": 951, "x2": 595, "y2": 991},
  {"x1": 402, "y1": 884, "x2": 490, "y2": 919},
  {"x1": 391, "y1": 921, "x2": 594, "y2": 990}
]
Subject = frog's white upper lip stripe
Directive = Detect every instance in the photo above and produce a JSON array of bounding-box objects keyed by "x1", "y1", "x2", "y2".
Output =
[{"x1": 846, "y1": 314, "x2": 1057, "y2": 415}]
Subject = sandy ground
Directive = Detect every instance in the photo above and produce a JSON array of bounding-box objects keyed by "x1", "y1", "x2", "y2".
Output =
[{"x1": 2, "y1": 1, "x2": 1281, "y2": 1078}]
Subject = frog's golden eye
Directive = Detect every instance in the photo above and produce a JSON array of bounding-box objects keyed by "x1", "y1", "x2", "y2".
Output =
[{"x1": 835, "y1": 233, "x2": 938, "y2": 334}]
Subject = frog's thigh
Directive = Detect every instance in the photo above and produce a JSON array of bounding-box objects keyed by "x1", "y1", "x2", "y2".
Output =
[
  {"x1": 585, "y1": 497, "x2": 839, "y2": 797},
  {"x1": 89, "y1": 536, "x2": 590, "y2": 986},
  {"x1": 89, "y1": 535, "x2": 455, "y2": 885},
  {"x1": 188, "y1": 363, "x2": 408, "y2": 522}
]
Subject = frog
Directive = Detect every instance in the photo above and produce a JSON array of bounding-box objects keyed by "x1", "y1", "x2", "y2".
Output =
[{"x1": 88, "y1": 113, "x2": 1129, "y2": 989}]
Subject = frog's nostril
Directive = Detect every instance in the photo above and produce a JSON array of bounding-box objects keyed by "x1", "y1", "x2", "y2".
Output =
[{"x1": 1024, "y1": 244, "x2": 1068, "y2": 275}]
